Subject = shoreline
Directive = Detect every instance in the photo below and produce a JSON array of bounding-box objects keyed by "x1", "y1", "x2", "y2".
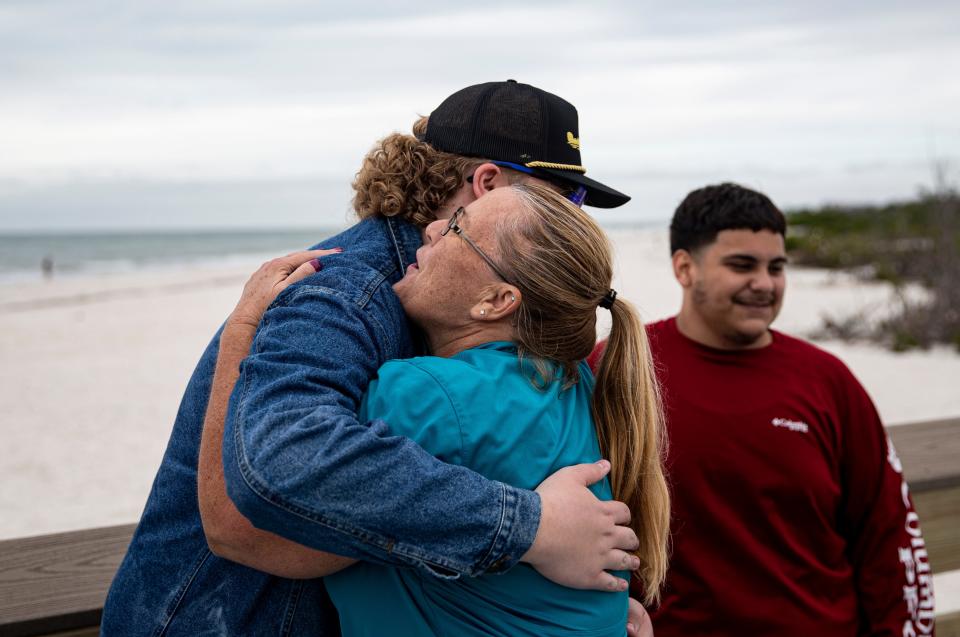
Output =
[{"x1": 1, "y1": 229, "x2": 958, "y2": 541}]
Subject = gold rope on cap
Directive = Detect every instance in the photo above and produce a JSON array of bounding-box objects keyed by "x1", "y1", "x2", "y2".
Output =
[{"x1": 525, "y1": 161, "x2": 587, "y2": 174}]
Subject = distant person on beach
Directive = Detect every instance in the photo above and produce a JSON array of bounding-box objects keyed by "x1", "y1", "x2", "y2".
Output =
[
  {"x1": 202, "y1": 184, "x2": 668, "y2": 635},
  {"x1": 591, "y1": 182, "x2": 934, "y2": 636},
  {"x1": 103, "y1": 81, "x2": 651, "y2": 636}
]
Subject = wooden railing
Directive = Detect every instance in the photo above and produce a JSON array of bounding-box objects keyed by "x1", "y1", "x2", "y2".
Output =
[
  {"x1": 0, "y1": 525, "x2": 133, "y2": 637},
  {"x1": 1, "y1": 418, "x2": 958, "y2": 637}
]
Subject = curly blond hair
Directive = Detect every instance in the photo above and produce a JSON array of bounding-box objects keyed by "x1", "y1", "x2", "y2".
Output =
[{"x1": 352, "y1": 117, "x2": 488, "y2": 227}]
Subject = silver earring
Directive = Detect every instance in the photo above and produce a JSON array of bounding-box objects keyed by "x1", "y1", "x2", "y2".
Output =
[
  {"x1": 480, "y1": 309, "x2": 486, "y2": 316},
  {"x1": 510, "y1": 295, "x2": 516, "y2": 302}
]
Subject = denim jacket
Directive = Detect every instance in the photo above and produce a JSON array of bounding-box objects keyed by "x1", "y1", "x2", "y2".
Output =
[{"x1": 102, "y1": 216, "x2": 541, "y2": 636}]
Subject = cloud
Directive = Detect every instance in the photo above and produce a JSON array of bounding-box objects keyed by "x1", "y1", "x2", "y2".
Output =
[{"x1": 1, "y1": 1, "x2": 958, "y2": 228}]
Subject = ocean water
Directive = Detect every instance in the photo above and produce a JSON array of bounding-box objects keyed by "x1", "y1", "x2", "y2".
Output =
[
  {"x1": 0, "y1": 227, "x2": 347, "y2": 282},
  {"x1": 0, "y1": 221, "x2": 660, "y2": 284}
]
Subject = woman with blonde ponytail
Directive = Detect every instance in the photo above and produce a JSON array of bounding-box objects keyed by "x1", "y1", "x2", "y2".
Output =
[
  {"x1": 215, "y1": 182, "x2": 666, "y2": 635},
  {"x1": 503, "y1": 184, "x2": 671, "y2": 603}
]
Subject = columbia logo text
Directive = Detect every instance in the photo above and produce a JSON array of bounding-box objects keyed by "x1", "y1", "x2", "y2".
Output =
[{"x1": 771, "y1": 417, "x2": 809, "y2": 433}]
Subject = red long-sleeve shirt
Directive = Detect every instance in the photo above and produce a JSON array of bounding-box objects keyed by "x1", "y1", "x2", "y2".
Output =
[{"x1": 591, "y1": 318, "x2": 934, "y2": 636}]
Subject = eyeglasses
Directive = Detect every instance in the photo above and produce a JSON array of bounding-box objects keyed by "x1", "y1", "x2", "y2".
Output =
[{"x1": 441, "y1": 207, "x2": 513, "y2": 284}]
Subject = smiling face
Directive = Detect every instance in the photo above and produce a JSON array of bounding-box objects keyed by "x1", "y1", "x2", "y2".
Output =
[
  {"x1": 675, "y1": 229, "x2": 787, "y2": 349},
  {"x1": 394, "y1": 188, "x2": 515, "y2": 334}
]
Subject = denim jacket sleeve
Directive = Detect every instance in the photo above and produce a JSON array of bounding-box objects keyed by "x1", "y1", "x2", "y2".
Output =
[{"x1": 222, "y1": 273, "x2": 541, "y2": 578}]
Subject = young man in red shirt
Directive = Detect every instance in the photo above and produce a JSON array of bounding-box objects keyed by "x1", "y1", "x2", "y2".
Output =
[{"x1": 592, "y1": 183, "x2": 934, "y2": 636}]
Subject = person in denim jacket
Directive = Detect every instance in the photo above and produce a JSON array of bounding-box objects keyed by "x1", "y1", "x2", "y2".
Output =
[
  {"x1": 102, "y1": 81, "x2": 645, "y2": 636},
  {"x1": 201, "y1": 184, "x2": 669, "y2": 636}
]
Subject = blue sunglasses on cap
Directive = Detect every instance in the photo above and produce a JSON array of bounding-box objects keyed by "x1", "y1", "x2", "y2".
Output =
[{"x1": 468, "y1": 161, "x2": 588, "y2": 207}]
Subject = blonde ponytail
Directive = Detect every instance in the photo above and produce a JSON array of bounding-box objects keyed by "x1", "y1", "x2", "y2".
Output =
[
  {"x1": 500, "y1": 183, "x2": 670, "y2": 603},
  {"x1": 593, "y1": 299, "x2": 670, "y2": 604}
]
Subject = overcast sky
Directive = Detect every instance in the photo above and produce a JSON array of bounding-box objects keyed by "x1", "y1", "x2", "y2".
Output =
[{"x1": 1, "y1": 0, "x2": 958, "y2": 231}]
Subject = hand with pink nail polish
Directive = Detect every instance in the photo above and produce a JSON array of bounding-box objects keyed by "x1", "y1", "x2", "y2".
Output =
[{"x1": 228, "y1": 248, "x2": 341, "y2": 330}]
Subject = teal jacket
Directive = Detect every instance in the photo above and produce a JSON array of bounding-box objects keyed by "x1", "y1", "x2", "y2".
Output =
[{"x1": 326, "y1": 341, "x2": 628, "y2": 637}]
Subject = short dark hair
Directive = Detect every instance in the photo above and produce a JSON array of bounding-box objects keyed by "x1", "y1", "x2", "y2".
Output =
[{"x1": 669, "y1": 182, "x2": 786, "y2": 254}]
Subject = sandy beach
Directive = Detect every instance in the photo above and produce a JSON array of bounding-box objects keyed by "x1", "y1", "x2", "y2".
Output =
[{"x1": 2, "y1": 228, "x2": 959, "y2": 543}]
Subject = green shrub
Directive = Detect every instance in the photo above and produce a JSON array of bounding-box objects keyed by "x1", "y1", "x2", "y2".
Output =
[{"x1": 787, "y1": 190, "x2": 959, "y2": 351}]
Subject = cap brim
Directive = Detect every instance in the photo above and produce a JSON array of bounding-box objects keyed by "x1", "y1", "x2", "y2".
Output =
[{"x1": 534, "y1": 168, "x2": 631, "y2": 209}]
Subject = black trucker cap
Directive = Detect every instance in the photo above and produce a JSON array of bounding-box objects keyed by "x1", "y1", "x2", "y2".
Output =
[{"x1": 423, "y1": 80, "x2": 630, "y2": 209}]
